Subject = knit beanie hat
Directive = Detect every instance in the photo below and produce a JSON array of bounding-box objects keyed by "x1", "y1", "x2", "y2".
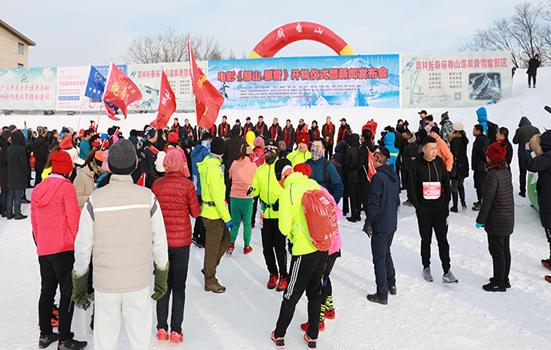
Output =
[
  {"x1": 60, "y1": 135, "x2": 73, "y2": 150},
  {"x1": 107, "y1": 139, "x2": 137, "y2": 175},
  {"x1": 51, "y1": 150, "x2": 74, "y2": 175},
  {"x1": 293, "y1": 163, "x2": 312, "y2": 178},
  {"x1": 296, "y1": 133, "x2": 310, "y2": 145},
  {"x1": 486, "y1": 141, "x2": 507, "y2": 163},
  {"x1": 274, "y1": 158, "x2": 293, "y2": 181},
  {"x1": 210, "y1": 137, "x2": 225, "y2": 155},
  {"x1": 167, "y1": 131, "x2": 179, "y2": 144}
]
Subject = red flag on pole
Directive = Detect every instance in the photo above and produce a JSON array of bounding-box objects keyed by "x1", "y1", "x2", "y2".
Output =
[
  {"x1": 188, "y1": 40, "x2": 224, "y2": 128},
  {"x1": 150, "y1": 70, "x2": 176, "y2": 129},
  {"x1": 103, "y1": 62, "x2": 142, "y2": 121}
]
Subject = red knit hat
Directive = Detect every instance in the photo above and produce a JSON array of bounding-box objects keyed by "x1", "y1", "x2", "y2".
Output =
[
  {"x1": 293, "y1": 163, "x2": 312, "y2": 178},
  {"x1": 60, "y1": 136, "x2": 73, "y2": 150},
  {"x1": 168, "y1": 131, "x2": 179, "y2": 144},
  {"x1": 51, "y1": 150, "x2": 74, "y2": 175},
  {"x1": 487, "y1": 141, "x2": 507, "y2": 163},
  {"x1": 297, "y1": 133, "x2": 310, "y2": 145}
]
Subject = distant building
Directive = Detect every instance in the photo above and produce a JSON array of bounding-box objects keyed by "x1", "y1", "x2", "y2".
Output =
[{"x1": 0, "y1": 19, "x2": 35, "y2": 68}]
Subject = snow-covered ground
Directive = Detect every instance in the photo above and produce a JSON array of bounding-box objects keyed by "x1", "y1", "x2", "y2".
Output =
[{"x1": 1, "y1": 69, "x2": 551, "y2": 349}]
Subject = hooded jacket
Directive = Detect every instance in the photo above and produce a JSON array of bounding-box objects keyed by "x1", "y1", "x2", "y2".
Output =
[
  {"x1": 31, "y1": 175, "x2": 80, "y2": 256},
  {"x1": 434, "y1": 134, "x2": 454, "y2": 172},
  {"x1": 251, "y1": 162, "x2": 284, "y2": 219},
  {"x1": 407, "y1": 155, "x2": 451, "y2": 209},
  {"x1": 345, "y1": 133, "x2": 361, "y2": 183},
  {"x1": 472, "y1": 133, "x2": 489, "y2": 172},
  {"x1": 476, "y1": 164, "x2": 514, "y2": 236},
  {"x1": 287, "y1": 149, "x2": 312, "y2": 167},
  {"x1": 440, "y1": 112, "x2": 454, "y2": 142},
  {"x1": 383, "y1": 132, "x2": 399, "y2": 171},
  {"x1": 476, "y1": 107, "x2": 498, "y2": 143},
  {"x1": 191, "y1": 143, "x2": 210, "y2": 195},
  {"x1": 7, "y1": 130, "x2": 29, "y2": 189},
  {"x1": 306, "y1": 157, "x2": 344, "y2": 203},
  {"x1": 449, "y1": 131, "x2": 469, "y2": 179},
  {"x1": 197, "y1": 154, "x2": 231, "y2": 222},
  {"x1": 365, "y1": 164, "x2": 400, "y2": 233},
  {"x1": 73, "y1": 166, "x2": 96, "y2": 209},
  {"x1": 513, "y1": 117, "x2": 540, "y2": 155}
]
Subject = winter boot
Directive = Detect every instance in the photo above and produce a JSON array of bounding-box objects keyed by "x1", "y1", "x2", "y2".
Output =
[
  {"x1": 489, "y1": 277, "x2": 511, "y2": 288},
  {"x1": 389, "y1": 286, "x2": 397, "y2": 295},
  {"x1": 482, "y1": 282, "x2": 506, "y2": 292},
  {"x1": 276, "y1": 276, "x2": 288, "y2": 292},
  {"x1": 459, "y1": 187, "x2": 467, "y2": 210},
  {"x1": 271, "y1": 331, "x2": 285, "y2": 349},
  {"x1": 57, "y1": 338, "x2": 87, "y2": 350},
  {"x1": 472, "y1": 202, "x2": 481, "y2": 211},
  {"x1": 300, "y1": 321, "x2": 325, "y2": 332},
  {"x1": 324, "y1": 296, "x2": 335, "y2": 319},
  {"x1": 303, "y1": 333, "x2": 317, "y2": 350},
  {"x1": 267, "y1": 274, "x2": 278, "y2": 289},
  {"x1": 226, "y1": 243, "x2": 234, "y2": 255},
  {"x1": 450, "y1": 192, "x2": 458, "y2": 212},
  {"x1": 243, "y1": 246, "x2": 253, "y2": 255},
  {"x1": 366, "y1": 293, "x2": 388, "y2": 305},
  {"x1": 542, "y1": 259, "x2": 551, "y2": 271},
  {"x1": 169, "y1": 331, "x2": 184, "y2": 343},
  {"x1": 39, "y1": 333, "x2": 59, "y2": 349},
  {"x1": 442, "y1": 270, "x2": 459, "y2": 283},
  {"x1": 422, "y1": 267, "x2": 433, "y2": 282},
  {"x1": 156, "y1": 328, "x2": 169, "y2": 341}
]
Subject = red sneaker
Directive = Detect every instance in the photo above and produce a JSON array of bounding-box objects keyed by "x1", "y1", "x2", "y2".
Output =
[
  {"x1": 156, "y1": 328, "x2": 169, "y2": 341},
  {"x1": 226, "y1": 243, "x2": 235, "y2": 255},
  {"x1": 267, "y1": 274, "x2": 278, "y2": 289},
  {"x1": 545, "y1": 275, "x2": 551, "y2": 284},
  {"x1": 244, "y1": 246, "x2": 253, "y2": 255},
  {"x1": 300, "y1": 321, "x2": 325, "y2": 332},
  {"x1": 324, "y1": 308, "x2": 335, "y2": 320},
  {"x1": 169, "y1": 331, "x2": 184, "y2": 343},
  {"x1": 276, "y1": 276, "x2": 288, "y2": 292}
]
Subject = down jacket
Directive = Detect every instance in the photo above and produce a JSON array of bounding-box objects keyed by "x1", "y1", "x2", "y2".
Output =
[{"x1": 476, "y1": 165, "x2": 514, "y2": 236}]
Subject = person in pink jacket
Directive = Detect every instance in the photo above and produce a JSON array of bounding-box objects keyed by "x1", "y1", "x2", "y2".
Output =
[
  {"x1": 227, "y1": 144, "x2": 257, "y2": 255},
  {"x1": 31, "y1": 149, "x2": 87, "y2": 350}
]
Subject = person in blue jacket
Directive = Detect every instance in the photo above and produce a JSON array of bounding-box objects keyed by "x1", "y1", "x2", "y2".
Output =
[
  {"x1": 383, "y1": 132, "x2": 399, "y2": 172},
  {"x1": 190, "y1": 131, "x2": 212, "y2": 247},
  {"x1": 476, "y1": 106, "x2": 498, "y2": 143},
  {"x1": 362, "y1": 146, "x2": 400, "y2": 305}
]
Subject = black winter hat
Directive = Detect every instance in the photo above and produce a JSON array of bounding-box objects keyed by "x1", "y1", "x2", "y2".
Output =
[
  {"x1": 108, "y1": 139, "x2": 137, "y2": 175},
  {"x1": 274, "y1": 158, "x2": 292, "y2": 181},
  {"x1": 541, "y1": 130, "x2": 551, "y2": 152},
  {"x1": 210, "y1": 137, "x2": 225, "y2": 155}
]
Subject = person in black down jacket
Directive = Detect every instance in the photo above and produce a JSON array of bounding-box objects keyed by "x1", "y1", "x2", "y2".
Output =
[
  {"x1": 334, "y1": 139, "x2": 349, "y2": 216},
  {"x1": 0, "y1": 130, "x2": 10, "y2": 216},
  {"x1": 497, "y1": 127, "x2": 513, "y2": 166},
  {"x1": 6, "y1": 130, "x2": 29, "y2": 220},
  {"x1": 345, "y1": 133, "x2": 361, "y2": 222},
  {"x1": 527, "y1": 54, "x2": 540, "y2": 88},
  {"x1": 448, "y1": 123, "x2": 469, "y2": 212},
  {"x1": 362, "y1": 146, "x2": 400, "y2": 305},
  {"x1": 513, "y1": 116, "x2": 540, "y2": 197},
  {"x1": 520, "y1": 130, "x2": 551, "y2": 271},
  {"x1": 476, "y1": 141, "x2": 514, "y2": 292},
  {"x1": 31, "y1": 127, "x2": 50, "y2": 187},
  {"x1": 358, "y1": 129, "x2": 377, "y2": 216},
  {"x1": 472, "y1": 124, "x2": 489, "y2": 211},
  {"x1": 408, "y1": 136, "x2": 458, "y2": 284}
]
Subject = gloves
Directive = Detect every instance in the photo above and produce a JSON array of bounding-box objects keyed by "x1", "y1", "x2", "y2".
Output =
[
  {"x1": 72, "y1": 270, "x2": 91, "y2": 310},
  {"x1": 151, "y1": 263, "x2": 169, "y2": 301},
  {"x1": 363, "y1": 221, "x2": 373, "y2": 238},
  {"x1": 246, "y1": 187, "x2": 254, "y2": 196},
  {"x1": 475, "y1": 223, "x2": 485, "y2": 229},
  {"x1": 225, "y1": 221, "x2": 234, "y2": 230}
]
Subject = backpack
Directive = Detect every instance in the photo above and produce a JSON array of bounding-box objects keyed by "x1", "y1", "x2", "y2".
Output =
[{"x1": 301, "y1": 188, "x2": 339, "y2": 251}]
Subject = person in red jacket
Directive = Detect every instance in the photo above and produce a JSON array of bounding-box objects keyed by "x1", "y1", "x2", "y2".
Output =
[
  {"x1": 151, "y1": 148, "x2": 200, "y2": 343},
  {"x1": 218, "y1": 116, "x2": 231, "y2": 140},
  {"x1": 322, "y1": 116, "x2": 335, "y2": 159},
  {"x1": 31, "y1": 149, "x2": 87, "y2": 350}
]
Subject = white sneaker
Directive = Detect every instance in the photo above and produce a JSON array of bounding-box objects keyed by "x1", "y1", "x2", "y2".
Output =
[
  {"x1": 442, "y1": 271, "x2": 459, "y2": 283},
  {"x1": 422, "y1": 267, "x2": 433, "y2": 282}
]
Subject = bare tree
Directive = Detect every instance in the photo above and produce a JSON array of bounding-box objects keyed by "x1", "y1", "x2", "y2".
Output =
[
  {"x1": 466, "y1": 19, "x2": 521, "y2": 67},
  {"x1": 509, "y1": 2, "x2": 546, "y2": 63},
  {"x1": 125, "y1": 28, "x2": 224, "y2": 63}
]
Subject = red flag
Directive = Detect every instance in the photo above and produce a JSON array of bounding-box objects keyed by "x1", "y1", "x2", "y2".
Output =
[
  {"x1": 188, "y1": 40, "x2": 224, "y2": 128},
  {"x1": 150, "y1": 70, "x2": 176, "y2": 129},
  {"x1": 103, "y1": 62, "x2": 142, "y2": 121}
]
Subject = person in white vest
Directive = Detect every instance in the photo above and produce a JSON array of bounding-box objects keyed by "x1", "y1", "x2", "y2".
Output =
[{"x1": 71, "y1": 139, "x2": 169, "y2": 350}]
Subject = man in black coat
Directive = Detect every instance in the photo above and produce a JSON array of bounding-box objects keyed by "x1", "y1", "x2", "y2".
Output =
[
  {"x1": 527, "y1": 54, "x2": 540, "y2": 88},
  {"x1": 138, "y1": 127, "x2": 160, "y2": 188},
  {"x1": 408, "y1": 136, "x2": 457, "y2": 284},
  {"x1": 6, "y1": 130, "x2": 29, "y2": 220},
  {"x1": 362, "y1": 146, "x2": 400, "y2": 304},
  {"x1": 0, "y1": 130, "x2": 10, "y2": 216},
  {"x1": 31, "y1": 127, "x2": 50, "y2": 187},
  {"x1": 520, "y1": 130, "x2": 551, "y2": 271},
  {"x1": 345, "y1": 134, "x2": 361, "y2": 222},
  {"x1": 358, "y1": 129, "x2": 377, "y2": 215},
  {"x1": 472, "y1": 124, "x2": 489, "y2": 211},
  {"x1": 513, "y1": 117, "x2": 540, "y2": 197}
]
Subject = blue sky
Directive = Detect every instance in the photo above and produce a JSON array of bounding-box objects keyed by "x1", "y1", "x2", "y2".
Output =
[{"x1": 3, "y1": 0, "x2": 522, "y2": 67}]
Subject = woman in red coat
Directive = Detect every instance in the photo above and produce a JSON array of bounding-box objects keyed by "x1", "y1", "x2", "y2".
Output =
[{"x1": 151, "y1": 148, "x2": 200, "y2": 343}]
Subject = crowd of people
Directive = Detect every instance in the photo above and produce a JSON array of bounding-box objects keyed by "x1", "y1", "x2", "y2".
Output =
[{"x1": 1, "y1": 108, "x2": 550, "y2": 350}]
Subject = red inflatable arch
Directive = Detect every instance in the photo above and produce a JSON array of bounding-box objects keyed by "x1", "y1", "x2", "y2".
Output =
[{"x1": 249, "y1": 22, "x2": 355, "y2": 58}]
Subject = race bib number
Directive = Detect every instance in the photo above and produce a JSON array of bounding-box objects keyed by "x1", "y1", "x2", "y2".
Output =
[{"x1": 422, "y1": 182, "x2": 442, "y2": 200}]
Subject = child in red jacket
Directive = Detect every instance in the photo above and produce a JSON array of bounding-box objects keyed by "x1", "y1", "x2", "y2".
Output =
[
  {"x1": 31, "y1": 149, "x2": 87, "y2": 349},
  {"x1": 151, "y1": 148, "x2": 200, "y2": 343}
]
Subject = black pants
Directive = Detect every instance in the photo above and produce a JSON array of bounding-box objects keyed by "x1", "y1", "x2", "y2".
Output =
[
  {"x1": 157, "y1": 246, "x2": 190, "y2": 333},
  {"x1": 193, "y1": 195, "x2": 205, "y2": 246},
  {"x1": 416, "y1": 205, "x2": 451, "y2": 273},
  {"x1": 528, "y1": 74, "x2": 536, "y2": 87},
  {"x1": 38, "y1": 251, "x2": 75, "y2": 341},
  {"x1": 261, "y1": 218, "x2": 288, "y2": 278},
  {"x1": 35, "y1": 166, "x2": 45, "y2": 187},
  {"x1": 325, "y1": 143, "x2": 334, "y2": 159},
  {"x1": 275, "y1": 251, "x2": 328, "y2": 339},
  {"x1": 348, "y1": 181, "x2": 360, "y2": 218},
  {"x1": 487, "y1": 234, "x2": 511, "y2": 284},
  {"x1": 359, "y1": 181, "x2": 370, "y2": 216},
  {"x1": 473, "y1": 170, "x2": 486, "y2": 202},
  {"x1": 401, "y1": 168, "x2": 409, "y2": 190},
  {"x1": 251, "y1": 196, "x2": 259, "y2": 226},
  {"x1": 371, "y1": 231, "x2": 396, "y2": 298},
  {"x1": 0, "y1": 185, "x2": 7, "y2": 214},
  {"x1": 320, "y1": 251, "x2": 339, "y2": 308},
  {"x1": 6, "y1": 188, "x2": 24, "y2": 216},
  {"x1": 518, "y1": 158, "x2": 527, "y2": 196},
  {"x1": 342, "y1": 174, "x2": 349, "y2": 215},
  {"x1": 545, "y1": 227, "x2": 551, "y2": 259},
  {"x1": 451, "y1": 177, "x2": 466, "y2": 207}
]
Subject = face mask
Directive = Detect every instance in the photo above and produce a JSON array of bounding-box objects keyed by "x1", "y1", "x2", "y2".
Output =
[
  {"x1": 311, "y1": 148, "x2": 323, "y2": 161},
  {"x1": 265, "y1": 151, "x2": 277, "y2": 165},
  {"x1": 201, "y1": 140, "x2": 211, "y2": 151}
]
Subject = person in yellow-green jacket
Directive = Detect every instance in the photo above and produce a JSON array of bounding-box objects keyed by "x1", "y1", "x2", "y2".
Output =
[
  {"x1": 271, "y1": 158, "x2": 328, "y2": 350},
  {"x1": 286, "y1": 133, "x2": 312, "y2": 166},
  {"x1": 197, "y1": 137, "x2": 231, "y2": 294},
  {"x1": 250, "y1": 140, "x2": 288, "y2": 292}
]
